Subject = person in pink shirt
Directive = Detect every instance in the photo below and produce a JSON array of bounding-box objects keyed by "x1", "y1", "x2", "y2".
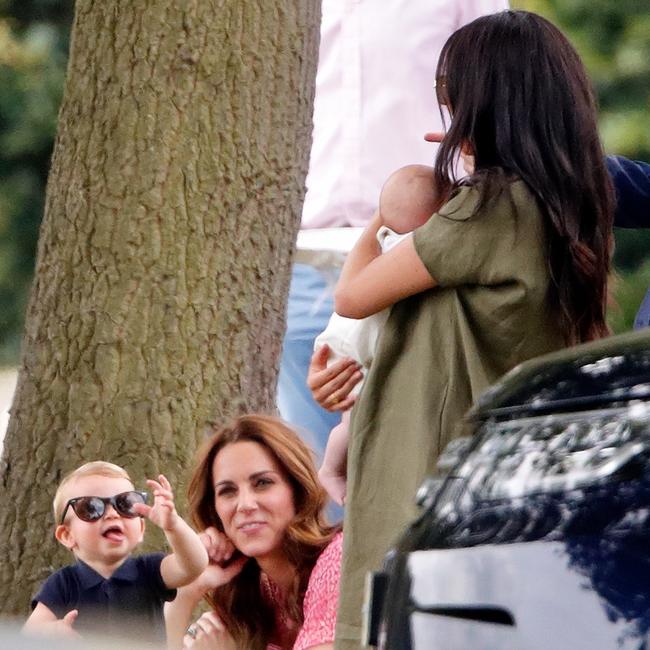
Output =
[
  {"x1": 278, "y1": 0, "x2": 510, "y2": 459},
  {"x1": 165, "y1": 415, "x2": 342, "y2": 650}
]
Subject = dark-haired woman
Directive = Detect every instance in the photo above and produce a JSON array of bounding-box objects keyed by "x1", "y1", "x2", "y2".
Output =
[
  {"x1": 308, "y1": 10, "x2": 614, "y2": 649},
  {"x1": 165, "y1": 415, "x2": 341, "y2": 650}
]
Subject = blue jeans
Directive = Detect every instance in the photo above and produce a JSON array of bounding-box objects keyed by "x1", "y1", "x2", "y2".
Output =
[
  {"x1": 278, "y1": 264, "x2": 342, "y2": 460},
  {"x1": 634, "y1": 288, "x2": 650, "y2": 330}
]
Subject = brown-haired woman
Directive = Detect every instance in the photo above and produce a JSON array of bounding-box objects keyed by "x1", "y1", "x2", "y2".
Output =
[{"x1": 165, "y1": 415, "x2": 341, "y2": 650}]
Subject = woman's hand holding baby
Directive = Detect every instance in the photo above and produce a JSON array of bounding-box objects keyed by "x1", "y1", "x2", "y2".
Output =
[{"x1": 308, "y1": 345, "x2": 362, "y2": 412}]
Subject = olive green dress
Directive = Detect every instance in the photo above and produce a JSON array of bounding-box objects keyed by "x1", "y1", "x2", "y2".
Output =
[{"x1": 335, "y1": 180, "x2": 565, "y2": 649}]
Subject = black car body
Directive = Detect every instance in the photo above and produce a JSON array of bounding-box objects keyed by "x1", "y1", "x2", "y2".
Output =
[{"x1": 370, "y1": 329, "x2": 650, "y2": 650}]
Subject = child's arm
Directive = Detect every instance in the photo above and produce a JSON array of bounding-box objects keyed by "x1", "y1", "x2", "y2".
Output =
[
  {"x1": 319, "y1": 412, "x2": 351, "y2": 506},
  {"x1": 135, "y1": 474, "x2": 208, "y2": 589},
  {"x1": 23, "y1": 603, "x2": 79, "y2": 638}
]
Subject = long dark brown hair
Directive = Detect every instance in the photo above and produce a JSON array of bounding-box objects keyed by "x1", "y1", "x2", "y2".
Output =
[
  {"x1": 187, "y1": 415, "x2": 338, "y2": 649},
  {"x1": 434, "y1": 10, "x2": 614, "y2": 345}
]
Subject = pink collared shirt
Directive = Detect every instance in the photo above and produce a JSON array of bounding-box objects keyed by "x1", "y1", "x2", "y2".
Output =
[{"x1": 301, "y1": 0, "x2": 509, "y2": 230}]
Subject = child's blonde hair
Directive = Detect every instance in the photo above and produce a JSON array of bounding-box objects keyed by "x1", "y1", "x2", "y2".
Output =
[{"x1": 53, "y1": 461, "x2": 133, "y2": 524}]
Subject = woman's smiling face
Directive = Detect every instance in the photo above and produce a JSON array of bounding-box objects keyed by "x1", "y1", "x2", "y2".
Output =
[{"x1": 212, "y1": 440, "x2": 296, "y2": 561}]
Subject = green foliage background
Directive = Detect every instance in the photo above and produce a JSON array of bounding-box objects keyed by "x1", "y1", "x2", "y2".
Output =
[
  {"x1": 0, "y1": 0, "x2": 648, "y2": 365},
  {"x1": 0, "y1": 0, "x2": 73, "y2": 364}
]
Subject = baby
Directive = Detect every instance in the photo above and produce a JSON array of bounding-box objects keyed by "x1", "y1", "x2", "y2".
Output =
[
  {"x1": 315, "y1": 164, "x2": 440, "y2": 505},
  {"x1": 23, "y1": 461, "x2": 208, "y2": 645}
]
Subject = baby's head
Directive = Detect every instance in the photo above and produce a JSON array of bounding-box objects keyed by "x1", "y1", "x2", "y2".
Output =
[
  {"x1": 53, "y1": 461, "x2": 146, "y2": 566},
  {"x1": 379, "y1": 164, "x2": 439, "y2": 233}
]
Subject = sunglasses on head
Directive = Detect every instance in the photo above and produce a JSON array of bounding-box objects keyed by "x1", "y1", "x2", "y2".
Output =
[
  {"x1": 434, "y1": 75, "x2": 449, "y2": 107},
  {"x1": 60, "y1": 491, "x2": 148, "y2": 525}
]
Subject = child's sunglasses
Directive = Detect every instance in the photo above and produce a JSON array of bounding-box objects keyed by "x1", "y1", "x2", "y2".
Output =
[{"x1": 60, "y1": 491, "x2": 148, "y2": 525}]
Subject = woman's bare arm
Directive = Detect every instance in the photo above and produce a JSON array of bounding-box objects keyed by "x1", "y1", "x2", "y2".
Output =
[{"x1": 335, "y1": 212, "x2": 436, "y2": 319}]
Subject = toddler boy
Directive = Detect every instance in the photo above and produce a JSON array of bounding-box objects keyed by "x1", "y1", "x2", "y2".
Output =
[
  {"x1": 23, "y1": 461, "x2": 208, "y2": 646},
  {"x1": 315, "y1": 165, "x2": 440, "y2": 505}
]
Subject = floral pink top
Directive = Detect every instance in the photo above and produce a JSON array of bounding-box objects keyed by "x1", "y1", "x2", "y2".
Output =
[{"x1": 263, "y1": 532, "x2": 343, "y2": 650}]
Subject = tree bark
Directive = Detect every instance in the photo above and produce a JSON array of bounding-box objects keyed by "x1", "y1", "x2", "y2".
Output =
[{"x1": 0, "y1": 0, "x2": 320, "y2": 615}]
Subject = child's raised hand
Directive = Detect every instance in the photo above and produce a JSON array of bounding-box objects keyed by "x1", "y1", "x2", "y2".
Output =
[{"x1": 134, "y1": 474, "x2": 180, "y2": 532}]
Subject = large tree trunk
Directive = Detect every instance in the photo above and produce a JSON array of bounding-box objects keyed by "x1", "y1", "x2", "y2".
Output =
[{"x1": 0, "y1": 0, "x2": 320, "y2": 615}]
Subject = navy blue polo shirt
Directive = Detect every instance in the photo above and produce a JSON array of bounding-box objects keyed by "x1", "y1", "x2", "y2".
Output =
[
  {"x1": 607, "y1": 155, "x2": 650, "y2": 229},
  {"x1": 32, "y1": 553, "x2": 176, "y2": 645}
]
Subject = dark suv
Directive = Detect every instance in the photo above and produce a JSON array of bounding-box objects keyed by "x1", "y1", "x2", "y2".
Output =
[{"x1": 367, "y1": 328, "x2": 650, "y2": 650}]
